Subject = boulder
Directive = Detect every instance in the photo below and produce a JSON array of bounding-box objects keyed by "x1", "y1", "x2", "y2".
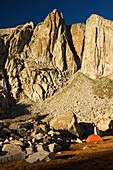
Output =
[
  {"x1": 0, "y1": 152, "x2": 25, "y2": 163},
  {"x1": 97, "y1": 119, "x2": 113, "y2": 135},
  {"x1": 97, "y1": 119, "x2": 111, "y2": 131},
  {"x1": 25, "y1": 151, "x2": 55, "y2": 163},
  {"x1": 49, "y1": 112, "x2": 82, "y2": 138},
  {"x1": 1, "y1": 144, "x2": 25, "y2": 162},
  {"x1": 2, "y1": 144, "x2": 22, "y2": 154}
]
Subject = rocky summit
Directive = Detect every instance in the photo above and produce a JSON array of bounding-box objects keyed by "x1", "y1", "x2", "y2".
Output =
[{"x1": 0, "y1": 9, "x2": 113, "y2": 167}]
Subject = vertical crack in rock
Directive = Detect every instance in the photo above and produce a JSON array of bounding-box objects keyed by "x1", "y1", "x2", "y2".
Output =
[
  {"x1": 102, "y1": 31, "x2": 106, "y2": 75},
  {"x1": 66, "y1": 25, "x2": 81, "y2": 70},
  {"x1": 80, "y1": 31, "x2": 85, "y2": 64}
]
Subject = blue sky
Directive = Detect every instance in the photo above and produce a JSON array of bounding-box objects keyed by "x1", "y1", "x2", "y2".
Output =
[{"x1": 0, "y1": 0, "x2": 113, "y2": 28}]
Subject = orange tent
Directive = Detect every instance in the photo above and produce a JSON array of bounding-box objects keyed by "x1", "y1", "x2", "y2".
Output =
[{"x1": 86, "y1": 134, "x2": 103, "y2": 142}]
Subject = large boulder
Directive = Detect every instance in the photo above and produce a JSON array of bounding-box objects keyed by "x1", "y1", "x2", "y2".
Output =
[
  {"x1": 1, "y1": 144, "x2": 25, "y2": 162},
  {"x1": 97, "y1": 119, "x2": 113, "y2": 135},
  {"x1": 49, "y1": 112, "x2": 82, "y2": 138}
]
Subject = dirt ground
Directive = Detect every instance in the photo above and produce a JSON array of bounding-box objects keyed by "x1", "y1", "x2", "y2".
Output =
[{"x1": 0, "y1": 136, "x2": 113, "y2": 170}]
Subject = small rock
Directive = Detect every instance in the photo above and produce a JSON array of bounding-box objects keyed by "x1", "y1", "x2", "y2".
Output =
[
  {"x1": 56, "y1": 151, "x2": 62, "y2": 154},
  {"x1": 13, "y1": 135, "x2": 20, "y2": 140},
  {"x1": 0, "y1": 141, "x2": 3, "y2": 147},
  {"x1": 32, "y1": 138, "x2": 36, "y2": 143},
  {"x1": 10, "y1": 140, "x2": 23, "y2": 147},
  {"x1": 9, "y1": 137, "x2": 13, "y2": 141},
  {"x1": 31, "y1": 131, "x2": 36, "y2": 138},
  {"x1": 35, "y1": 133, "x2": 44, "y2": 140},
  {"x1": 54, "y1": 137, "x2": 63, "y2": 144},
  {"x1": 76, "y1": 138, "x2": 82, "y2": 143},
  {"x1": 48, "y1": 143, "x2": 62, "y2": 153},
  {"x1": 48, "y1": 130, "x2": 54, "y2": 137},
  {"x1": 43, "y1": 136, "x2": 52, "y2": 144},
  {"x1": 27, "y1": 136, "x2": 34, "y2": 141},
  {"x1": 0, "y1": 138, "x2": 4, "y2": 142},
  {"x1": 9, "y1": 123, "x2": 19, "y2": 130},
  {"x1": 36, "y1": 143, "x2": 48, "y2": 152},
  {"x1": 4, "y1": 139, "x2": 10, "y2": 144},
  {"x1": 2, "y1": 128, "x2": 11, "y2": 135},
  {"x1": 38, "y1": 124, "x2": 49, "y2": 133},
  {"x1": 80, "y1": 146, "x2": 90, "y2": 150},
  {"x1": 26, "y1": 147, "x2": 33, "y2": 156},
  {"x1": 35, "y1": 127, "x2": 45, "y2": 134},
  {"x1": 19, "y1": 138, "x2": 24, "y2": 141},
  {"x1": 28, "y1": 141, "x2": 32, "y2": 147}
]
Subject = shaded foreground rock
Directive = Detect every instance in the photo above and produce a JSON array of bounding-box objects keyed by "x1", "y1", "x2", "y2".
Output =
[
  {"x1": 0, "y1": 152, "x2": 25, "y2": 163},
  {"x1": 25, "y1": 151, "x2": 55, "y2": 163},
  {"x1": 1, "y1": 144, "x2": 25, "y2": 163},
  {"x1": 2, "y1": 144, "x2": 22, "y2": 154}
]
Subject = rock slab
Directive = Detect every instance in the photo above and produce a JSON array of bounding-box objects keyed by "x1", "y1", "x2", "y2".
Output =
[{"x1": 25, "y1": 151, "x2": 55, "y2": 163}]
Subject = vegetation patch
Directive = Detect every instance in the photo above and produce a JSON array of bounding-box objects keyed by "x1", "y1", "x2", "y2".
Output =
[{"x1": 93, "y1": 77, "x2": 113, "y2": 99}]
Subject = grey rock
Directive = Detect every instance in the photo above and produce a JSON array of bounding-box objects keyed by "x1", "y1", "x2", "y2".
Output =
[
  {"x1": 25, "y1": 151, "x2": 55, "y2": 163},
  {"x1": 48, "y1": 130, "x2": 54, "y2": 137},
  {"x1": 35, "y1": 133, "x2": 44, "y2": 140},
  {"x1": 36, "y1": 143, "x2": 48, "y2": 152},
  {"x1": 97, "y1": 119, "x2": 111, "y2": 131},
  {"x1": 4, "y1": 139, "x2": 10, "y2": 144},
  {"x1": 0, "y1": 152, "x2": 25, "y2": 163},
  {"x1": 1, "y1": 128, "x2": 11, "y2": 135},
  {"x1": 48, "y1": 143, "x2": 62, "y2": 153},
  {"x1": 76, "y1": 138, "x2": 82, "y2": 143},
  {"x1": 0, "y1": 141, "x2": 3, "y2": 146},
  {"x1": 10, "y1": 140, "x2": 23, "y2": 147},
  {"x1": 26, "y1": 147, "x2": 33, "y2": 156},
  {"x1": 2, "y1": 144, "x2": 22, "y2": 155}
]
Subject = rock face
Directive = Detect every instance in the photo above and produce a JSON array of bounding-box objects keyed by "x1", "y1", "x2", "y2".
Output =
[
  {"x1": 0, "y1": 9, "x2": 85, "y2": 113},
  {"x1": 81, "y1": 14, "x2": 113, "y2": 79}
]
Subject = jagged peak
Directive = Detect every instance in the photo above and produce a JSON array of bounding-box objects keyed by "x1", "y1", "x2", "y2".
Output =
[
  {"x1": 52, "y1": 9, "x2": 58, "y2": 14},
  {"x1": 44, "y1": 9, "x2": 64, "y2": 24}
]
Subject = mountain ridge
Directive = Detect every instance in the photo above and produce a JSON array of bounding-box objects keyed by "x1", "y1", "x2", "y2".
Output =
[{"x1": 0, "y1": 9, "x2": 113, "y2": 117}]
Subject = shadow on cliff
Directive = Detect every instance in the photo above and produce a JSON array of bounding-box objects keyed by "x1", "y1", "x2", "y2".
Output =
[
  {"x1": 0, "y1": 99, "x2": 30, "y2": 119},
  {"x1": 66, "y1": 25, "x2": 81, "y2": 70}
]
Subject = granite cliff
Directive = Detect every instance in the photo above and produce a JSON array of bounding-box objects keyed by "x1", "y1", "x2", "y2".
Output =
[
  {"x1": 0, "y1": 9, "x2": 113, "y2": 117},
  {"x1": 82, "y1": 14, "x2": 113, "y2": 79},
  {"x1": 0, "y1": 9, "x2": 85, "y2": 116}
]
